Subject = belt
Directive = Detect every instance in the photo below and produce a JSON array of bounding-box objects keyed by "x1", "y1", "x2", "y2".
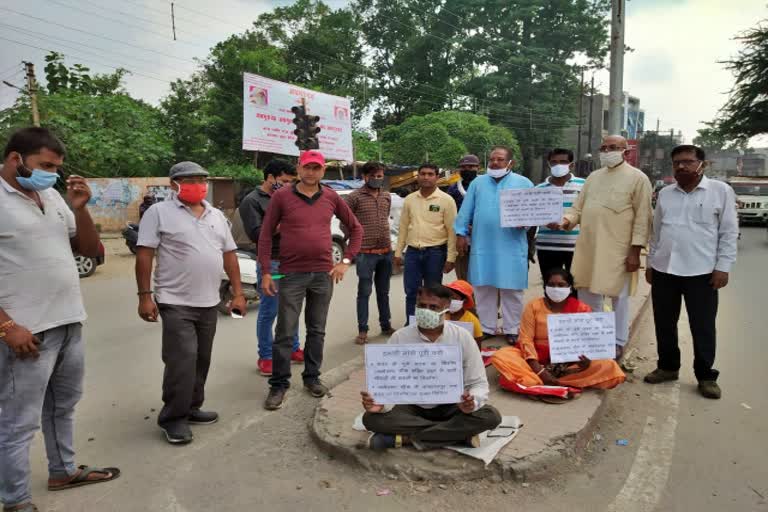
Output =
[
  {"x1": 407, "y1": 244, "x2": 447, "y2": 251},
  {"x1": 359, "y1": 247, "x2": 391, "y2": 254}
]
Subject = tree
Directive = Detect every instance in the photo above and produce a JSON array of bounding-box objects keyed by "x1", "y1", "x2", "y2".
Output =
[
  {"x1": 160, "y1": 75, "x2": 213, "y2": 165},
  {"x1": 353, "y1": 131, "x2": 380, "y2": 162},
  {"x1": 714, "y1": 21, "x2": 768, "y2": 143},
  {"x1": 380, "y1": 111, "x2": 519, "y2": 168},
  {"x1": 693, "y1": 122, "x2": 748, "y2": 152}
]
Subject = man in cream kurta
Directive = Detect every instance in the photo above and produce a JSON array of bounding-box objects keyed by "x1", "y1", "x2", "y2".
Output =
[{"x1": 561, "y1": 135, "x2": 652, "y2": 357}]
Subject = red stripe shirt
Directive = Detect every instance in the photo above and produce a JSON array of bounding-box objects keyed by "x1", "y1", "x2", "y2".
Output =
[{"x1": 258, "y1": 184, "x2": 363, "y2": 273}]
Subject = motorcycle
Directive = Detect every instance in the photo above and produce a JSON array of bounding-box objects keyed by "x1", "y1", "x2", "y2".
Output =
[
  {"x1": 122, "y1": 222, "x2": 139, "y2": 255},
  {"x1": 217, "y1": 249, "x2": 260, "y2": 314}
]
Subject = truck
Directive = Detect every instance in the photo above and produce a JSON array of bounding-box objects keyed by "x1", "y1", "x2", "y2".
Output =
[{"x1": 728, "y1": 176, "x2": 768, "y2": 226}]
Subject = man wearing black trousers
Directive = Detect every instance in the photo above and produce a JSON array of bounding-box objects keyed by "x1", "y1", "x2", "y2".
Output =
[{"x1": 644, "y1": 145, "x2": 738, "y2": 399}]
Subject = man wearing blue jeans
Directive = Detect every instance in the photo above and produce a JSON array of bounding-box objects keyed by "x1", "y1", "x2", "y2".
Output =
[
  {"x1": 0, "y1": 128, "x2": 119, "y2": 512},
  {"x1": 239, "y1": 159, "x2": 303, "y2": 376},
  {"x1": 394, "y1": 163, "x2": 457, "y2": 320},
  {"x1": 344, "y1": 162, "x2": 394, "y2": 344}
]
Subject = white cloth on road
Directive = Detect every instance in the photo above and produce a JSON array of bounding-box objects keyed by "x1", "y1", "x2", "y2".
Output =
[
  {"x1": 579, "y1": 278, "x2": 630, "y2": 346},
  {"x1": 0, "y1": 177, "x2": 85, "y2": 334},
  {"x1": 648, "y1": 176, "x2": 738, "y2": 276},
  {"x1": 475, "y1": 286, "x2": 524, "y2": 335}
]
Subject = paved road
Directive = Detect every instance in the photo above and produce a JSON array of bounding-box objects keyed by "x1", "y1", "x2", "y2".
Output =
[{"x1": 24, "y1": 228, "x2": 768, "y2": 511}]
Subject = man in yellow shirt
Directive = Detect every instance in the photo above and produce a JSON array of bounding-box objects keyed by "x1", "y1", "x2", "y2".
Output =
[{"x1": 395, "y1": 164, "x2": 457, "y2": 320}]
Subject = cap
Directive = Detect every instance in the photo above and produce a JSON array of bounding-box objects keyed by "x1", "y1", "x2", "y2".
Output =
[
  {"x1": 299, "y1": 150, "x2": 325, "y2": 167},
  {"x1": 458, "y1": 154, "x2": 480, "y2": 167},
  {"x1": 169, "y1": 161, "x2": 209, "y2": 179},
  {"x1": 445, "y1": 280, "x2": 475, "y2": 310}
]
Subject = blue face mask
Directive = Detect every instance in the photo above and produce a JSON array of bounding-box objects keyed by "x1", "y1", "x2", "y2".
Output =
[{"x1": 16, "y1": 164, "x2": 59, "y2": 191}]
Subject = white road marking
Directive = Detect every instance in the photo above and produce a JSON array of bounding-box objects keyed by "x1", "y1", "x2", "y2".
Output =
[{"x1": 606, "y1": 383, "x2": 680, "y2": 512}]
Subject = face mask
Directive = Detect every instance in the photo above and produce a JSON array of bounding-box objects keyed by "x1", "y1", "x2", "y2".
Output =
[
  {"x1": 176, "y1": 183, "x2": 208, "y2": 203},
  {"x1": 415, "y1": 307, "x2": 448, "y2": 329},
  {"x1": 16, "y1": 165, "x2": 59, "y2": 191},
  {"x1": 460, "y1": 170, "x2": 477, "y2": 183},
  {"x1": 271, "y1": 182, "x2": 284, "y2": 192},
  {"x1": 550, "y1": 164, "x2": 570, "y2": 178},
  {"x1": 545, "y1": 286, "x2": 572, "y2": 303},
  {"x1": 600, "y1": 151, "x2": 624, "y2": 168},
  {"x1": 675, "y1": 162, "x2": 703, "y2": 188},
  {"x1": 448, "y1": 299, "x2": 464, "y2": 313},
  {"x1": 487, "y1": 167, "x2": 510, "y2": 179},
  {"x1": 366, "y1": 177, "x2": 384, "y2": 189}
]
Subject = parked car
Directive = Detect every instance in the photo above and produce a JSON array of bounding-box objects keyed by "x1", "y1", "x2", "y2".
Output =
[{"x1": 75, "y1": 241, "x2": 105, "y2": 278}]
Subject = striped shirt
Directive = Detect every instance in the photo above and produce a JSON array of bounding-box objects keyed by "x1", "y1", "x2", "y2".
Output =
[{"x1": 535, "y1": 175, "x2": 585, "y2": 252}]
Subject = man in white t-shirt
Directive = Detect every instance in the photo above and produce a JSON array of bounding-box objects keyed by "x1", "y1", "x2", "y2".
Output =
[{"x1": 0, "y1": 127, "x2": 119, "y2": 512}]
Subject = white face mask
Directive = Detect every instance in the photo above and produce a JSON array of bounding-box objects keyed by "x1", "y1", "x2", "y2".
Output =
[
  {"x1": 550, "y1": 164, "x2": 570, "y2": 178},
  {"x1": 487, "y1": 167, "x2": 510, "y2": 179},
  {"x1": 448, "y1": 299, "x2": 464, "y2": 313},
  {"x1": 545, "y1": 286, "x2": 571, "y2": 303},
  {"x1": 600, "y1": 151, "x2": 624, "y2": 168}
]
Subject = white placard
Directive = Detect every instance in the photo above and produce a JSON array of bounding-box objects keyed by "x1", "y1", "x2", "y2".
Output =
[
  {"x1": 407, "y1": 316, "x2": 474, "y2": 336},
  {"x1": 242, "y1": 72, "x2": 353, "y2": 161},
  {"x1": 499, "y1": 188, "x2": 563, "y2": 227},
  {"x1": 365, "y1": 344, "x2": 464, "y2": 405},
  {"x1": 546, "y1": 312, "x2": 616, "y2": 363}
]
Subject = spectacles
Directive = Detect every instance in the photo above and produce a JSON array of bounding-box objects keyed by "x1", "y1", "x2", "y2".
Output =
[
  {"x1": 672, "y1": 160, "x2": 701, "y2": 168},
  {"x1": 599, "y1": 145, "x2": 626, "y2": 152}
]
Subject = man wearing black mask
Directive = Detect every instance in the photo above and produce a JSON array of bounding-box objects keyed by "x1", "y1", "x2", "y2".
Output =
[
  {"x1": 344, "y1": 162, "x2": 394, "y2": 344},
  {"x1": 447, "y1": 154, "x2": 480, "y2": 280}
]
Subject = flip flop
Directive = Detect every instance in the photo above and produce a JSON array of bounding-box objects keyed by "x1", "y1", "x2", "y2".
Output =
[{"x1": 48, "y1": 465, "x2": 121, "y2": 491}]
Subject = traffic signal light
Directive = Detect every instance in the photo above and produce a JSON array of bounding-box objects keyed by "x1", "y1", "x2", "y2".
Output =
[{"x1": 291, "y1": 105, "x2": 321, "y2": 151}]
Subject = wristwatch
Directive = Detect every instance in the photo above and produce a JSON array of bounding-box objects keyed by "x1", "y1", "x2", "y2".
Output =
[{"x1": 342, "y1": 258, "x2": 351, "y2": 265}]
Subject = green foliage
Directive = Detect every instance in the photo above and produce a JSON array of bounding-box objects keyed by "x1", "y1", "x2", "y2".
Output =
[
  {"x1": 353, "y1": 131, "x2": 380, "y2": 162},
  {"x1": 714, "y1": 22, "x2": 768, "y2": 143},
  {"x1": 208, "y1": 163, "x2": 263, "y2": 188},
  {"x1": 693, "y1": 122, "x2": 748, "y2": 152},
  {"x1": 44, "y1": 52, "x2": 127, "y2": 95},
  {"x1": 381, "y1": 111, "x2": 519, "y2": 168},
  {"x1": 160, "y1": 75, "x2": 213, "y2": 165}
]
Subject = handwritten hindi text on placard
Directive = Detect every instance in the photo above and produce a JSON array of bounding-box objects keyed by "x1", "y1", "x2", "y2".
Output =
[{"x1": 499, "y1": 187, "x2": 563, "y2": 227}]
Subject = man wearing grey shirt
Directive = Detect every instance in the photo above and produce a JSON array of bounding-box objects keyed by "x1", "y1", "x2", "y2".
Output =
[
  {"x1": 645, "y1": 145, "x2": 738, "y2": 399},
  {"x1": 360, "y1": 284, "x2": 501, "y2": 450},
  {"x1": 136, "y1": 162, "x2": 246, "y2": 444}
]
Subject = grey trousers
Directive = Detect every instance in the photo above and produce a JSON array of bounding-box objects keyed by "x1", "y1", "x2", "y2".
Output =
[
  {"x1": 0, "y1": 323, "x2": 84, "y2": 508},
  {"x1": 157, "y1": 304, "x2": 218, "y2": 427},
  {"x1": 362, "y1": 404, "x2": 502, "y2": 449}
]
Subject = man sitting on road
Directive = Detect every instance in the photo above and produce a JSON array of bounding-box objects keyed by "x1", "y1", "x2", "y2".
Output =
[{"x1": 360, "y1": 285, "x2": 502, "y2": 450}]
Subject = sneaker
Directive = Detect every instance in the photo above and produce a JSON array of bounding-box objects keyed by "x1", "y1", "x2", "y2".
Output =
[
  {"x1": 291, "y1": 349, "x2": 305, "y2": 363},
  {"x1": 188, "y1": 410, "x2": 219, "y2": 425},
  {"x1": 304, "y1": 381, "x2": 329, "y2": 398},
  {"x1": 258, "y1": 359, "x2": 273, "y2": 376},
  {"x1": 698, "y1": 380, "x2": 722, "y2": 399},
  {"x1": 367, "y1": 433, "x2": 401, "y2": 451},
  {"x1": 264, "y1": 387, "x2": 287, "y2": 410},
  {"x1": 160, "y1": 422, "x2": 194, "y2": 445},
  {"x1": 643, "y1": 368, "x2": 679, "y2": 384}
]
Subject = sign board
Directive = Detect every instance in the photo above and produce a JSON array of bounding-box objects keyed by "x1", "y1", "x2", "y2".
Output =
[
  {"x1": 546, "y1": 312, "x2": 616, "y2": 363},
  {"x1": 365, "y1": 344, "x2": 464, "y2": 405},
  {"x1": 499, "y1": 188, "x2": 563, "y2": 227},
  {"x1": 241, "y1": 72, "x2": 353, "y2": 161}
]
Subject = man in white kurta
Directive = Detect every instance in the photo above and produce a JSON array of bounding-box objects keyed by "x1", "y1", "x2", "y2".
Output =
[
  {"x1": 455, "y1": 147, "x2": 533, "y2": 343},
  {"x1": 562, "y1": 135, "x2": 652, "y2": 357}
]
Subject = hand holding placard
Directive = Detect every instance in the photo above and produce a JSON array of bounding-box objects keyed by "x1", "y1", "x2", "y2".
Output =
[
  {"x1": 499, "y1": 188, "x2": 564, "y2": 228},
  {"x1": 546, "y1": 312, "x2": 616, "y2": 363}
]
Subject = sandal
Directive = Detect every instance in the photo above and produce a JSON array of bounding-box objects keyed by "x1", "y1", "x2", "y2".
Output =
[{"x1": 48, "y1": 465, "x2": 121, "y2": 491}]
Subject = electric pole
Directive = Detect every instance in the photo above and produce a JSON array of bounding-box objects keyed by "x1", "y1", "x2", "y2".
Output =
[
  {"x1": 651, "y1": 118, "x2": 660, "y2": 175},
  {"x1": 24, "y1": 62, "x2": 40, "y2": 127},
  {"x1": 608, "y1": 0, "x2": 626, "y2": 135},
  {"x1": 587, "y1": 75, "x2": 595, "y2": 159},
  {"x1": 577, "y1": 67, "x2": 585, "y2": 161}
]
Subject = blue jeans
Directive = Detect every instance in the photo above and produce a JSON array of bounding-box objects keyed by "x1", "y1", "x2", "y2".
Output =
[
  {"x1": 257, "y1": 261, "x2": 299, "y2": 360},
  {"x1": 404, "y1": 245, "x2": 447, "y2": 319},
  {"x1": 356, "y1": 252, "x2": 393, "y2": 333},
  {"x1": 0, "y1": 324, "x2": 84, "y2": 508}
]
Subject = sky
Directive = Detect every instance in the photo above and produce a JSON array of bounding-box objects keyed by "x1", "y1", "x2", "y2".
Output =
[{"x1": 0, "y1": 0, "x2": 765, "y2": 145}]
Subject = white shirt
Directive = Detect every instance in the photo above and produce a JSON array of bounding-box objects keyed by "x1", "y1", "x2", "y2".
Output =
[
  {"x1": 648, "y1": 176, "x2": 738, "y2": 276},
  {"x1": 0, "y1": 177, "x2": 85, "y2": 334},
  {"x1": 137, "y1": 195, "x2": 237, "y2": 307},
  {"x1": 382, "y1": 321, "x2": 489, "y2": 412}
]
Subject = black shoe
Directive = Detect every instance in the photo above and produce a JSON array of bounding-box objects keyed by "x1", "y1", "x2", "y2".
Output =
[
  {"x1": 698, "y1": 380, "x2": 722, "y2": 399},
  {"x1": 188, "y1": 410, "x2": 219, "y2": 425},
  {"x1": 160, "y1": 422, "x2": 193, "y2": 445},
  {"x1": 644, "y1": 368, "x2": 679, "y2": 384},
  {"x1": 265, "y1": 387, "x2": 287, "y2": 410},
  {"x1": 304, "y1": 381, "x2": 329, "y2": 398}
]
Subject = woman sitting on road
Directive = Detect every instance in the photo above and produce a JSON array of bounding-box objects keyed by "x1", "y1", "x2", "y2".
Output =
[{"x1": 490, "y1": 268, "x2": 625, "y2": 400}]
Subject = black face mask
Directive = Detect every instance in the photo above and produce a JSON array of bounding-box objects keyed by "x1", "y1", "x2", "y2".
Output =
[{"x1": 460, "y1": 170, "x2": 477, "y2": 183}]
